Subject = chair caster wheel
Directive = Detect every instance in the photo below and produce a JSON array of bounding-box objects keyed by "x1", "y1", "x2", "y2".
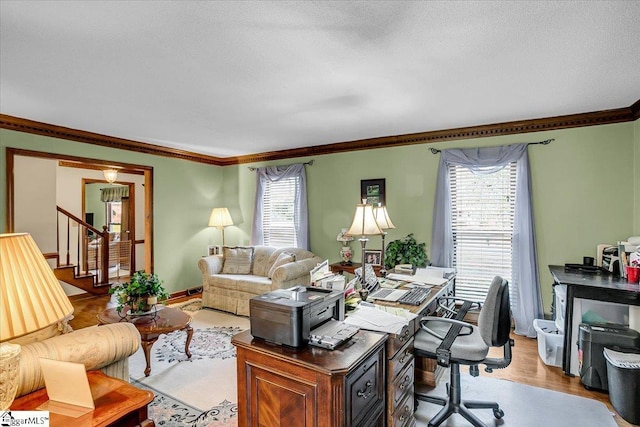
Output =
[{"x1": 493, "y1": 408, "x2": 504, "y2": 419}]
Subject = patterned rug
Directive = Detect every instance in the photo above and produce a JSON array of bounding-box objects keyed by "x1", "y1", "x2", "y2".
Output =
[{"x1": 129, "y1": 299, "x2": 250, "y2": 427}]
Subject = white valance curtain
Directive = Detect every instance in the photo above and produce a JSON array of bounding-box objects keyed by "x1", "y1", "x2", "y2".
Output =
[
  {"x1": 430, "y1": 143, "x2": 543, "y2": 337},
  {"x1": 100, "y1": 186, "x2": 129, "y2": 202},
  {"x1": 251, "y1": 163, "x2": 310, "y2": 250}
]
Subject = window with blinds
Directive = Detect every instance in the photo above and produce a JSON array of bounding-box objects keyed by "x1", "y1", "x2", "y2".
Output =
[
  {"x1": 450, "y1": 163, "x2": 516, "y2": 302},
  {"x1": 262, "y1": 176, "x2": 299, "y2": 247}
]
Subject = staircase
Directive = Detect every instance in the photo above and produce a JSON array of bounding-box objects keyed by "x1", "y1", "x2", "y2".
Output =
[
  {"x1": 54, "y1": 265, "x2": 110, "y2": 294},
  {"x1": 53, "y1": 206, "x2": 115, "y2": 295}
]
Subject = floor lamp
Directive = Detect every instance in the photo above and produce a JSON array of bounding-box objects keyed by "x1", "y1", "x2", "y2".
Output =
[
  {"x1": 346, "y1": 201, "x2": 382, "y2": 292},
  {"x1": 373, "y1": 204, "x2": 395, "y2": 278},
  {"x1": 208, "y1": 208, "x2": 233, "y2": 246}
]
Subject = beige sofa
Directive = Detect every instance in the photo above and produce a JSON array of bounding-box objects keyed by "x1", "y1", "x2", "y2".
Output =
[
  {"x1": 198, "y1": 245, "x2": 323, "y2": 316},
  {"x1": 12, "y1": 322, "x2": 140, "y2": 398}
]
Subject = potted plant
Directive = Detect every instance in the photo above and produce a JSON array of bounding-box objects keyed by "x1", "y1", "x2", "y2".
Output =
[
  {"x1": 384, "y1": 233, "x2": 429, "y2": 270},
  {"x1": 109, "y1": 271, "x2": 169, "y2": 314}
]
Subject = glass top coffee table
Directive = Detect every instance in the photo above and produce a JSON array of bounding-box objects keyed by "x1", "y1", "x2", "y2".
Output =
[{"x1": 98, "y1": 306, "x2": 193, "y2": 377}]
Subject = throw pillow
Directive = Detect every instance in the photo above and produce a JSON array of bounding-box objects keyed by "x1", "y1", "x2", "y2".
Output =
[
  {"x1": 222, "y1": 246, "x2": 254, "y2": 274},
  {"x1": 268, "y1": 251, "x2": 296, "y2": 279}
]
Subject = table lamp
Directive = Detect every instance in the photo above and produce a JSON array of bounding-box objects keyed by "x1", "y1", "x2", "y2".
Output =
[
  {"x1": 346, "y1": 201, "x2": 382, "y2": 290},
  {"x1": 208, "y1": 208, "x2": 233, "y2": 246},
  {"x1": 0, "y1": 232, "x2": 75, "y2": 410},
  {"x1": 373, "y1": 204, "x2": 395, "y2": 278}
]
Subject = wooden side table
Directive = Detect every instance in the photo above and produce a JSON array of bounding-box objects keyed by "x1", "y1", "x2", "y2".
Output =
[
  {"x1": 97, "y1": 306, "x2": 193, "y2": 376},
  {"x1": 11, "y1": 370, "x2": 155, "y2": 427},
  {"x1": 330, "y1": 262, "x2": 381, "y2": 276}
]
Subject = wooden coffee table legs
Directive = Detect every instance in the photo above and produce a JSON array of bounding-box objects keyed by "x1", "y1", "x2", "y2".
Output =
[{"x1": 140, "y1": 324, "x2": 194, "y2": 377}]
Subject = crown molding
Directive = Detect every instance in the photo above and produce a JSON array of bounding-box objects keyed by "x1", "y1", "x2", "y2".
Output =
[
  {"x1": 2, "y1": 101, "x2": 638, "y2": 166},
  {"x1": 0, "y1": 115, "x2": 225, "y2": 165},
  {"x1": 630, "y1": 99, "x2": 640, "y2": 120}
]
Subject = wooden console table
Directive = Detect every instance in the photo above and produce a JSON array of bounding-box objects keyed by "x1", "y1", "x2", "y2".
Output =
[
  {"x1": 232, "y1": 329, "x2": 387, "y2": 427},
  {"x1": 11, "y1": 370, "x2": 155, "y2": 427}
]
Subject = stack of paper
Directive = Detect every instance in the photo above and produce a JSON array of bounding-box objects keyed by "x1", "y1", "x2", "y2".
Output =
[{"x1": 345, "y1": 303, "x2": 417, "y2": 334}]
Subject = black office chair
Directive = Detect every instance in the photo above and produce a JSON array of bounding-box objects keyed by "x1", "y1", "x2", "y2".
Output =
[{"x1": 414, "y1": 276, "x2": 514, "y2": 427}]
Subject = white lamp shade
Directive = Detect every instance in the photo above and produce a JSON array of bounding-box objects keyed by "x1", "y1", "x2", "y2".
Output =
[
  {"x1": 208, "y1": 208, "x2": 233, "y2": 228},
  {"x1": 374, "y1": 205, "x2": 396, "y2": 230},
  {"x1": 103, "y1": 169, "x2": 118, "y2": 183},
  {"x1": 346, "y1": 204, "x2": 382, "y2": 237},
  {"x1": 0, "y1": 233, "x2": 74, "y2": 341}
]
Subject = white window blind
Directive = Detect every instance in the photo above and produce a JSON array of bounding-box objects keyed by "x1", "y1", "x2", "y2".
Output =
[
  {"x1": 450, "y1": 163, "x2": 516, "y2": 301},
  {"x1": 262, "y1": 176, "x2": 298, "y2": 247}
]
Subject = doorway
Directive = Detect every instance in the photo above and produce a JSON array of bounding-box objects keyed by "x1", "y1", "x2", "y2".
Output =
[{"x1": 5, "y1": 147, "x2": 154, "y2": 273}]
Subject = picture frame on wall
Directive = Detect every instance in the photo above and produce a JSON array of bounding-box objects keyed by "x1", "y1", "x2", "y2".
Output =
[
  {"x1": 364, "y1": 250, "x2": 382, "y2": 266},
  {"x1": 360, "y1": 178, "x2": 385, "y2": 205},
  {"x1": 208, "y1": 245, "x2": 221, "y2": 256}
]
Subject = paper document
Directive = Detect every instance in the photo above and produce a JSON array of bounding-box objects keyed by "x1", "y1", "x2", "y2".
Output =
[
  {"x1": 310, "y1": 259, "x2": 330, "y2": 283},
  {"x1": 424, "y1": 266, "x2": 456, "y2": 278},
  {"x1": 412, "y1": 268, "x2": 450, "y2": 286},
  {"x1": 345, "y1": 304, "x2": 417, "y2": 334},
  {"x1": 387, "y1": 270, "x2": 448, "y2": 286}
]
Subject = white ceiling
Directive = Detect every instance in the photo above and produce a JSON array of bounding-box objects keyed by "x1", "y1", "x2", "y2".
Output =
[{"x1": 1, "y1": 1, "x2": 639, "y2": 158}]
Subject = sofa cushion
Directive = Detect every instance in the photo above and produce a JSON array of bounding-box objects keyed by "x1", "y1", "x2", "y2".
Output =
[
  {"x1": 222, "y1": 246, "x2": 254, "y2": 274},
  {"x1": 236, "y1": 277, "x2": 273, "y2": 295},
  {"x1": 252, "y1": 246, "x2": 278, "y2": 277},
  {"x1": 268, "y1": 251, "x2": 296, "y2": 279}
]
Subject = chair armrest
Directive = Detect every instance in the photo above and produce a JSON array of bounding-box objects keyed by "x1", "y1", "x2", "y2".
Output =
[
  {"x1": 198, "y1": 255, "x2": 224, "y2": 276},
  {"x1": 15, "y1": 323, "x2": 140, "y2": 397},
  {"x1": 419, "y1": 316, "x2": 474, "y2": 341},
  {"x1": 271, "y1": 257, "x2": 321, "y2": 284},
  {"x1": 437, "y1": 296, "x2": 482, "y2": 317}
]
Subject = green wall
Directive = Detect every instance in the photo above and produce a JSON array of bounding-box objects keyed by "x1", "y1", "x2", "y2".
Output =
[
  {"x1": 227, "y1": 122, "x2": 638, "y2": 314},
  {"x1": 0, "y1": 128, "x2": 224, "y2": 291},
  {"x1": 2, "y1": 120, "x2": 638, "y2": 315}
]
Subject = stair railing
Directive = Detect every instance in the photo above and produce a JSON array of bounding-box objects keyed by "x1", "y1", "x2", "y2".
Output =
[{"x1": 56, "y1": 206, "x2": 110, "y2": 285}]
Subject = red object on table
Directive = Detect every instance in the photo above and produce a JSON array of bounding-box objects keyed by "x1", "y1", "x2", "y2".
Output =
[{"x1": 627, "y1": 266, "x2": 640, "y2": 283}]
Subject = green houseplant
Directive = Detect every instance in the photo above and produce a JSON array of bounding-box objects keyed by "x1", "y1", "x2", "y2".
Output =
[
  {"x1": 384, "y1": 233, "x2": 429, "y2": 270},
  {"x1": 109, "y1": 271, "x2": 169, "y2": 314}
]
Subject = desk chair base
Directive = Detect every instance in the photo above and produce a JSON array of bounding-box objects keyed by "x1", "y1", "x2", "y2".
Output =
[{"x1": 415, "y1": 365, "x2": 504, "y2": 427}]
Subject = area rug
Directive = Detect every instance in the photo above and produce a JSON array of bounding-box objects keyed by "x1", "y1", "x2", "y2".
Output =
[
  {"x1": 128, "y1": 299, "x2": 250, "y2": 427},
  {"x1": 130, "y1": 300, "x2": 617, "y2": 427},
  {"x1": 414, "y1": 373, "x2": 618, "y2": 427}
]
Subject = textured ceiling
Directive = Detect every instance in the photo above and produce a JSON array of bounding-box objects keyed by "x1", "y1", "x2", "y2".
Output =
[{"x1": 1, "y1": 1, "x2": 639, "y2": 158}]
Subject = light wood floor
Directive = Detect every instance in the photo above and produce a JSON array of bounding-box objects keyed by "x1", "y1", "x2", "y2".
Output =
[{"x1": 70, "y1": 293, "x2": 633, "y2": 427}]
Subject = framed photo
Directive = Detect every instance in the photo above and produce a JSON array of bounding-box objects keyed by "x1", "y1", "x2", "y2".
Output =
[
  {"x1": 208, "y1": 245, "x2": 221, "y2": 256},
  {"x1": 364, "y1": 250, "x2": 382, "y2": 266},
  {"x1": 361, "y1": 178, "x2": 385, "y2": 205}
]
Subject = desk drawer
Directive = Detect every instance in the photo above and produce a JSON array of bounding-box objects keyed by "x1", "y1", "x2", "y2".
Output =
[
  {"x1": 346, "y1": 346, "x2": 385, "y2": 426},
  {"x1": 389, "y1": 338, "x2": 414, "y2": 380},
  {"x1": 391, "y1": 357, "x2": 415, "y2": 408},
  {"x1": 387, "y1": 324, "x2": 412, "y2": 358},
  {"x1": 389, "y1": 390, "x2": 415, "y2": 427}
]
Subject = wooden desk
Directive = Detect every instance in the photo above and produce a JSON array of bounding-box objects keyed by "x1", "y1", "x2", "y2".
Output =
[
  {"x1": 11, "y1": 371, "x2": 154, "y2": 427},
  {"x1": 232, "y1": 329, "x2": 387, "y2": 427},
  {"x1": 549, "y1": 265, "x2": 640, "y2": 375},
  {"x1": 372, "y1": 279, "x2": 454, "y2": 427},
  {"x1": 98, "y1": 306, "x2": 193, "y2": 376}
]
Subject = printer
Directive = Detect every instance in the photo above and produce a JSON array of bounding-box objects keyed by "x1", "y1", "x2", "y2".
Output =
[{"x1": 250, "y1": 286, "x2": 345, "y2": 347}]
